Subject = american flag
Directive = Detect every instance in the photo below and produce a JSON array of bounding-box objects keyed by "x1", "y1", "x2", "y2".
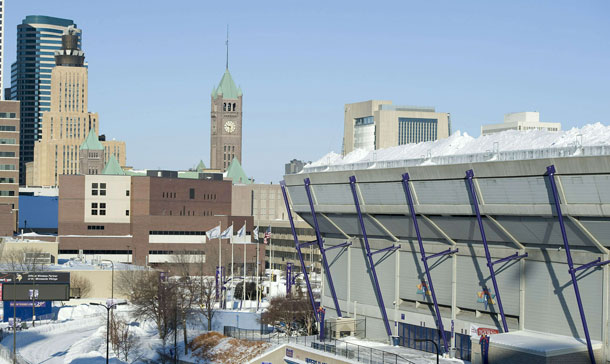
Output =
[{"x1": 263, "y1": 226, "x2": 271, "y2": 244}]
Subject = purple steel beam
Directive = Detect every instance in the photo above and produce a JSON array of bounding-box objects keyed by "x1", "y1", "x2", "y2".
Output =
[
  {"x1": 304, "y1": 178, "x2": 343, "y2": 317},
  {"x1": 299, "y1": 240, "x2": 317, "y2": 248},
  {"x1": 424, "y1": 248, "x2": 459, "y2": 262},
  {"x1": 280, "y1": 181, "x2": 319, "y2": 323},
  {"x1": 349, "y1": 175, "x2": 393, "y2": 338},
  {"x1": 465, "y1": 169, "x2": 510, "y2": 333},
  {"x1": 492, "y1": 252, "x2": 528, "y2": 266},
  {"x1": 370, "y1": 244, "x2": 401, "y2": 256},
  {"x1": 324, "y1": 241, "x2": 352, "y2": 251},
  {"x1": 545, "y1": 165, "x2": 599, "y2": 364},
  {"x1": 572, "y1": 258, "x2": 610, "y2": 273},
  {"x1": 402, "y1": 173, "x2": 450, "y2": 353},
  {"x1": 287, "y1": 262, "x2": 293, "y2": 295}
]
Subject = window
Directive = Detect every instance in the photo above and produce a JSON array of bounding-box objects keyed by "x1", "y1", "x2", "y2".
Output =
[
  {"x1": 126, "y1": 190, "x2": 130, "y2": 196},
  {"x1": 91, "y1": 202, "x2": 98, "y2": 215},
  {"x1": 100, "y1": 203, "x2": 106, "y2": 215},
  {"x1": 0, "y1": 178, "x2": 14, "y2": 183},
  {"x1": 0, "y1": 191, "x2": 15, "y2": 196},
  {"x1": 0, "y1": 125, "x2": 16, "y2": 131},
  {"x1": 0, "y1": 138, "x2": 16, "y2": 145},
  {"x1": 92, "y1": 183, "x2": 98, "y2": 196},
  {"x1": 189, "y1": 188, "x2": 195, "y2": 199},
  {"x1": 87, "y1": 225, "x2": 104, "y2": 230},
  {"x1": 100, "y1": 183, "x2": 106, "y2": 196},
  {"x1": 125, "y1": 210, "x2": 130, "y2": 216}
]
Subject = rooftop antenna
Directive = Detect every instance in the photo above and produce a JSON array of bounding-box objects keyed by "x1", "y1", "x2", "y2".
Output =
[{"x1": 225, "y1": 25, "x2": 229, "y2": 70}]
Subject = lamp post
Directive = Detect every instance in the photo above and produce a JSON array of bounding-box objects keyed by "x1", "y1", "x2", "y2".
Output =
[
  {"x1": 90, "y1": 300, "x2": 127, "y2": 364},
  {"x1": 414, "y1": 338, "x2": 439, "y2": 364}
]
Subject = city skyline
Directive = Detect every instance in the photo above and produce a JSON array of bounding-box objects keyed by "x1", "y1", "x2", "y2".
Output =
[{"x1": 4, "y1": 0, "x2": 610, "y2": 183}]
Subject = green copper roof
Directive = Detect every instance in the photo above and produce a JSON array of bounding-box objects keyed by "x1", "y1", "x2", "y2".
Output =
[
  {"x1": 80, "y1": 129, "x2": 104, "y2": 151},
  {"x1": 225, "y1": 157, "x2": 251, "y2": 185},
  {"x1": 101, "y1": 155, "x2": 125, "y2": 175},
  {"x1": 212, "y1": 69, "x2": 242, "y2": 99},
  {"x1": 196, "y1": 160, "x2": 207, "y2": 172}
]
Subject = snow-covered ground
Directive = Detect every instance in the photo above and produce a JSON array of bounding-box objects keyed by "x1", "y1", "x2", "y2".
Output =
[{"x1": 305, "y1": 122, "x2": 610, "y2": 171}]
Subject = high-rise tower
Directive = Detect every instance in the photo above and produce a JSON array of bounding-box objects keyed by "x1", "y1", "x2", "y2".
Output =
[
  {"x1": 0, "y1": 1, "x2": 5, "y2": 100},
  {"x1": 210, "y1": 33, "x2": 243, "y2": 172},
  {"x1": 10, "y1": 16, "x2": 77, "y2": 185},
  {"x1": 28, "y1": 26, "x2": 126, "y2": 186}
]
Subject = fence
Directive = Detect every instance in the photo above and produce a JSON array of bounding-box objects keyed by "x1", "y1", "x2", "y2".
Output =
[{"x1": 224, "y1": 326, "x2": 416, "y2": 364}]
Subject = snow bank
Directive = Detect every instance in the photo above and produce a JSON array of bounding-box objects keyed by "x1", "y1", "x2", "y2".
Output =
[
  {"x1": 57, "y1": 304, "x2": 106, "y2": 321},
  {"x1": 305, "y1": 123, "x2": 610, "y2": 172}
]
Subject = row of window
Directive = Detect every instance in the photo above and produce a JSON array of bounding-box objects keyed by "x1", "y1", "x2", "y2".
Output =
[
  {"x1": 223, "y1": 102, "x2": 237, "y2": 112},
  {"x1": 0, "y1": 191, "x2": 15, "y2": 196},
  {"x1": 150, "y1": 230, "x2": 206, "y2": 235},
  {"x1": 0, "y1": 164, "x2": 16, "y2": 170},
  {"x1": 60, "y1": 250, "x2": 131, "y2": 255},
  {"x1": 0, "y1": 138, "x2": 16, "y2": 145},
  {"x1": 398, "y1": 118, "x2": 438, "y2": 145},
  {"x1": 0, "y1": 178, "x2": 15, "y2": 183},
  {"x1": 92, "y1": 183, "x2": 107, "y2": 196},
  {"x1": 0, "y1": 123, "x2": 17, "y2": 129},
  {"x1": 87, "y1": 225, "x2": 104, "y2": 230},
  {"x1": 0, "y1": 152, "x2": 15, "y2": 157},
  {"x1": 149, "y1": 250, "x2": 203, "y2": 255},
  {"x1": 91, "y1": 202, "x2": 106, "y2": 215}
]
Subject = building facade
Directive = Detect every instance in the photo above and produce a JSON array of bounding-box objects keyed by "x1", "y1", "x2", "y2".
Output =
[
  {"x1": 481, "y1": 111, "x2": 561, "y2": 136},
  {"x1": 232, "y1": 183, "x2": 319, "y2": 274},
  {"x1": 0, "y1": 101, "x2": 19, "y2": 235},
  {"x1": 58, "y1": 173, "x2": 259, "y2": 275},
  {"x1": 10, "y1": 16, "x2": 78, "y2": 185},
  {"x1": 27, "y1": 26, "x2": 126, "y2": 186},
  {"x1": 285, "y1": 155, "x2": 610, "y2": 363},
  {"x1": 343, "y1": 100, "x2": 451, "y2": 154},
  {"x1": 0, "y1": 1, "x2": 4, "y2": 100},
  {"x1": 210, "y1": 69, "x2": 243, "y2": 172},
  {"x1": 285, "y1": 159, "x2": 307, "y2": 175}
]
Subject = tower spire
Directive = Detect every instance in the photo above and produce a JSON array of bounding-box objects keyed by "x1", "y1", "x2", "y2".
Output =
[{"x1": 225, "y1": 25, "x2": 229, "y2": 70}]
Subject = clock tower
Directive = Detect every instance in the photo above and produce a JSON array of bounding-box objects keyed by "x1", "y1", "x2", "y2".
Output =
[{"x1": 210, "y1": 68, "x2": 242, "y2": 172}]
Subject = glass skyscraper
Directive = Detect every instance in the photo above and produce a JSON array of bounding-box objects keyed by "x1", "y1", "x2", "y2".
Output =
[{"x1": 9, "y1": 16, "x2": 78, "y2": 185}]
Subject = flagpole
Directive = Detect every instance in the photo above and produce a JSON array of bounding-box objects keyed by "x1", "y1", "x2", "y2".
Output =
[
  {"x1": 231, "y1": 232, "x2": 234, "y2": 310},
  {"x1": 256, "y1": 225, "x2": 260, "y2": 311},
  {"x1": 218, "y1": 220, "x2": 222, "y2": 308}
]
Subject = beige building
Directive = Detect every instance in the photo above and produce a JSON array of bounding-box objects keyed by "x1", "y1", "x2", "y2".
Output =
[
  {"x1": 0, "y1": 101, "x2": 19, "y2": 235},
  {"x1": 481, "y1": 111, "x2": 561, "y2": 136},
  {"x1": 343, "y1": 100, "x2": 451, "y2": 154},
  {"x1": 27, "y1": 26, "x2": 125, "y2": 187},
  {"x1": 232, "y1": 183, "x2": 319, "y2": 273}
]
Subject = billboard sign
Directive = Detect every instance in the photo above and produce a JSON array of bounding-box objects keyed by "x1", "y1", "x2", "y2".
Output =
[
  {"x1": 0, "y1": 272, "x2": 70, "y2": 284},
  {"x1": 3, "y1": 283, "x2": 70, "y2": 301}
]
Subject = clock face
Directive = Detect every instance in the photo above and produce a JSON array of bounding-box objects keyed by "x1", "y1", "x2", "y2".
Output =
[{"x1": 224, "y1": 121, "x2": 236, "y2": 133}]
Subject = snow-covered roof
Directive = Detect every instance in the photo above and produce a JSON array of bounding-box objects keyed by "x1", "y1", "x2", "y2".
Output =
[{"x1": 304, "y1": 123, "x2": 610, "y2": 173}]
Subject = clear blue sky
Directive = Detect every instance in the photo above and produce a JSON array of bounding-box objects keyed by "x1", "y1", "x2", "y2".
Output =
[{"x1": 5, "y1": 1, "x2": 610, "y2": 183}]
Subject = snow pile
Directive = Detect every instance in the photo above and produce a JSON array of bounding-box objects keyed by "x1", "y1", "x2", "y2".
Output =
[
  {"x1": 56, "y1": 303, "x2": 106, "y2": 321},
  {"x1": 305, "y1": 123, "x2": 610, "y2": 171},
  {"x1": 190, "y1": 331, "x2": 271, "y2": 364}
]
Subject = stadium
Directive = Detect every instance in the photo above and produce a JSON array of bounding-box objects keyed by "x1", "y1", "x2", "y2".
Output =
[{"x1": 282, "y1": 127, "x2": 610, "y2": 364}]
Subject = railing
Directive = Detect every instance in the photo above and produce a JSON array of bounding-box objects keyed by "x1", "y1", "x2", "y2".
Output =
[
  {"x1": 224, "y1": 326, "x2": 415, "y2": 364},
  {"x1": 302, "y1": 145, "x2": 610, "y2": 173}
]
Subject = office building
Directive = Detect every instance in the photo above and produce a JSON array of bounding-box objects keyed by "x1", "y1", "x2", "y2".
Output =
[
  {"x1": 481, "y1": 112, "x2": 561, "y2": 136},
  {"x1": 343, "y1": 100, "x2": 451, "y2": 154},
  {"x1": 10, "y1": 16, "x2": 78, "y2": 185},
  {"x1": 210, "y1": 67, "x2": 243, "y2": 172},
  {"x1": 0, "y1": 101, "x2": 19, "y2": 235},
  {"x1": 285, "y1": 159, "x2": 307, "y2": 175},
  {"x1": 232, "y1": 183, "x2": 319, "y2": 274},
  {"x1": 58, "y1": 170, "x2": 259, "y2": 274},
  {"x1": 0, "y1": 1, "x2": 5, "y2": 100},
  {"x1": 27, "y1": 26, "x2": 126, "y2": 186}
]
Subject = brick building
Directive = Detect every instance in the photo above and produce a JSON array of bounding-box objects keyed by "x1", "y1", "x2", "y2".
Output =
[
  {"x1": 0, "y1": 101, "x2": 19, "y2": 235},
  {"x1": 58, "y1": 172, "x2": 260, "y2": 275}
]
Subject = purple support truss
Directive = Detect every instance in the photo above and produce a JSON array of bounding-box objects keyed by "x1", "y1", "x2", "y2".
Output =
[
  {"x1": 402, "y1": 173, "x2": 454, "y2": 353},
  {"x1": 280, "y1": 181, "x2": 319, "y2": 323},
  {"x1": 466, "y1": 169, "x2": 527, "y2": 333},
  {"x1": 349, "y1": 175, "x2": 394, "y2": 338},
  {"x1": 304, "y1": 178, "x2": 343, "y2": 317},
  {"x1": 287, "y1": 262, "x2": 293, "y2": 295},
  {"x1": 545, "y1": 165, "x2": 610, "y2": 364}
]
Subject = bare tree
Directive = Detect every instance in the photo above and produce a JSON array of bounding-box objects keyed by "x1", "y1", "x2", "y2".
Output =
[
  {"x1": 109, "y1": 316, "x2": 140, "y2": 361},
  {"x1": 260, "y1": 295, "x2": 316, "y2": 335},
  {"x1": 70, "y1": 274, "x2": 92, "y2": 298},
  {"x1": 195, "y1": 277, "x2": 218, "y2": 332},
  {"x1": 4, "y1": 247, "x2": 49, "y2": 272},
  {"x1": 169, "y1": 252, "x2": 201, "y2": 355},
  {"x1": 116, "y1": 269, "x2": 178, "y2": 343}
]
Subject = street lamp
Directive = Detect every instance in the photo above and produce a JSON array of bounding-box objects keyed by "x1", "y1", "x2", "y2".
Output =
[
  {"x1": 414, "y1": 338, "x2": 439, "y2": 364},
  {"x1": 90, "y1": 300, "x2": 127, "y2": 364}
]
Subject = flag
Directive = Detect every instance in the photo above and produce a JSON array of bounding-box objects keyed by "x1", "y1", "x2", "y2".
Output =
[
  {"x1": 253, "y1": 226, "x2": 259, "y2": 241},
  {"x1": 220, "y1": 225, "x2": 233, "y2": 239},
  {"x1": 237, "y1": 223, "x2": 246, "y2": 238},
  {"x1": 206, "y1": 225, "x2": 221, "y2": 240},
  {"x1": 263, "y1": 226, "x2": 271, "y2": 245}
]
